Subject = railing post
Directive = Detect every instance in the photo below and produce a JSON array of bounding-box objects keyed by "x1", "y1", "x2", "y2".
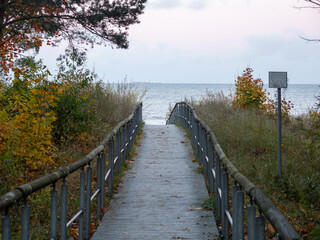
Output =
[
  {"x1": 85, "y1": 165, "x2": 92, "y2": 239},
  {"x1": 196, "y1": 122, "x2": 200, "y2": 161},
  {"x1": 125, "y1": 124, "x2": 129, "y2": 158},
  {"x1": 2, "y1": 210, "x2": 11, "y2": 240},
  {"x1": 123, "y1": 124, "x2": 127, "y2": 159},
  {"x1": 232, "y1": 185, "x2": 239, "y2": 240},
  {"x1": 122, "y1": 127, "x2": 126, "y2": 163},
  {"x1": 60, "y1": 179, "x2": 68, "y2": 240},
  {"x1": 180, "y1": 104, "x2": 183, "y2": 125},
  {"x1": 116, "y1": 131, "x2": 121, "y2": 175},
  {"x1": 21, "y1": 200, "x2": 30, "y2": 240},
  {"x1": 237, "y1": 190, "x2": 244, "y2": 239},
  {"x1": 256, "y1": 215, "x2": 266, "y2": 240},
  {"x1": 208, "y1": 140, "x2": 214, "y2": 194},
  {"x1": 100, "y1": 151, "x2": 106, "y2": 210},
  {"x1": 134, "y1": 110, "x2": 138, "y2": 139},
  {"x1": 190, "y1": 114, "x2": 195, "y2": 150},
  {"x1": 131, "y1": 119, "x2": 134, "y2": 150},
  {"x1": 186, "y1": 105, "x2": 188, "y2": 127},
  {"x1": 203, "y1": 130, "x2": 208, "y2": 178},
  {"x1": 79, "y1": 168, "x2": 85, "y2": 240},
  {"x1": 108, "y1": 139, "x2": 114, "y2": 195},
  {"x1": 96, "y1": 154, "x2": 102, "y2": 220},
  {"x1": 183, "y1": 104, "x2": 187, "y2": 128},
  {"x1": 215, "y1": 153, "x2": 221, "y2": 220},
  {"x1": 199, "y1": 126, "x2": 203, "y2": 166},
  {"x1": 192, "y1": 115, "x2": 196, "y2": 151},
  {"x1": 139, "y1": 103, "x2": 143, "y2": 123},
  {"x1": 177, "y1": 104, "x2": 181, "y2": 125},
  {"x1": 50, "y1": 184, "x2": 58, "y2": 240},
  {"x1": 178, "y1": 105, "x2": 180, "y2": 124},
  {"x1": 121, "y1": 128, "x2": 125, "y2": 165},
  {"x1": 187, "y1": 106, "x2": 190, "y2": 131},
  {"x1": 221, "y1": 168, "x2": 229, "y2": 240},
  {"x1": 247, "y1": 204, "x2": 256, "y2": 240},
  {"x1": 182, "y1": 104, "x2": 184, "y2": 126},
  {"x1": 128, "y1": 120, "x2": 133, "y2": 152},
  {"x1": 127, "y1": 121, "x2": 131, "y2": 152},
  {"x1": 232, "y1": 186, "x2": 244, "y2": 240}
]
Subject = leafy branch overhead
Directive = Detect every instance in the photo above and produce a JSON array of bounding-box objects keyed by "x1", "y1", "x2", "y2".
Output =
[{"x1": 0, "y1": 0, "x2": 147, "y2": 72}]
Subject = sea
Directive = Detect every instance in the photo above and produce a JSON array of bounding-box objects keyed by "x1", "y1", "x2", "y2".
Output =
[{"x1": 133, "y1": 83, "x2": 320, "y2": 125}]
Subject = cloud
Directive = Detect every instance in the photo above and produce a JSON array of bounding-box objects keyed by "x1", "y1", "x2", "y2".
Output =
[
  {"x1": 37, "y1": 0, "x2": 320, "y2": 85},
  {"x1": 149, "y1": 0, "x2": 181, "y2": 9},
  {"x1": 148, "y1": 0, "x2": 209, "y2": 10},
  {"x1": 188, "y1": 0, "x2": 209, "y2": 10},
  {"x1": 245, "y1": 33, "x2": 319, "y2": 61}
]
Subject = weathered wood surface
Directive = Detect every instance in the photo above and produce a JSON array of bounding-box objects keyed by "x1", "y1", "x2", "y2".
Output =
[{"x1": 91, "y1": 125, "x2": 219, "y2": 240}]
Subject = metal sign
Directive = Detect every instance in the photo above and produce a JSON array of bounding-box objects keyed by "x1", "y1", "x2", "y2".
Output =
[
  {"x1": 269, "y1": 72, "x2": 287, "y2": 88},
  {"x1": 269, "y1": 71, "x2": 288, "y2": 178}
]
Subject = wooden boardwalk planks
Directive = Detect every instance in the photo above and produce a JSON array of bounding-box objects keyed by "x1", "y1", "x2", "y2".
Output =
[{"x1": 91, "y1": 125, "x2": 219, "y2": 240}]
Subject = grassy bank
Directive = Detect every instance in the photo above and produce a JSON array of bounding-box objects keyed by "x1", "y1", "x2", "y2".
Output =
[{"x1": 190, "y1": 92, "x2": 320, "y2": 239}]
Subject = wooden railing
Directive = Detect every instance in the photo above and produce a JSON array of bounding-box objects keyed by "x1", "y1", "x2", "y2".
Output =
[
  {"x1": 0, "y1": 102, "x2": 143, "y2": 240},
  {"x1": 167, "y1": 102, "x2": 301, "y2": 240}
]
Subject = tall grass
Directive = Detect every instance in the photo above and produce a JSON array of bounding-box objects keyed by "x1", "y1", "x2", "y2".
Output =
[{"x1": 191, "y1": 92, "x2": 320, "y2": 238}]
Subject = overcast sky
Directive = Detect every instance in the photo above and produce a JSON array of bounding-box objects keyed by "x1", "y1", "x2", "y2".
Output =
[{"x1": 38, "y1": 0, "x2": 320, "y2": 84}]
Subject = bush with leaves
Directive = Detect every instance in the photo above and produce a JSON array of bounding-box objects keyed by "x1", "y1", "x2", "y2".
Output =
[
  {"x1": 232, "y1": 68, "x2": 293, "y2": 119},
  {"x1": 0, "y1": 58, "x2": 60, "y2": 190},
  {"x1": 232, "y1": 68, "x2": 267, "y2": 110},
  {"x1": 0, "y1": 53, "x2": 140, "y2": 193},
  {"x1": 52, "y1": 55, "x2": 96, "y2": 146},
  {"x1": 51, "y1": 54, "x2": 140, "y2": 152}
]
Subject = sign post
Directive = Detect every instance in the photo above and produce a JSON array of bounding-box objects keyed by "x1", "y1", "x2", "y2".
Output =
[{"x1": 269, "y1": 72, "x2": 287, "y2": 178}]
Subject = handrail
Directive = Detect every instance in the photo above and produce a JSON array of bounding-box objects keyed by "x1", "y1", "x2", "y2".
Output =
[
  {"x1": 167, "y1": 102, "x2": 301, "y2": 240},
  {"x1": 0, "y1": 102, "x2": 143, "y2": 240}
]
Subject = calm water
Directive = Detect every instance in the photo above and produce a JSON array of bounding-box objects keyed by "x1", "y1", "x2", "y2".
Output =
[{"x1": 134, "y1": 83, "x2": 319, "y2": 125}]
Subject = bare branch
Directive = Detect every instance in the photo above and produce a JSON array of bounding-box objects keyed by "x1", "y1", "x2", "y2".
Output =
[
  {"x1": 293, "y1": 5, "x2": 320, "y2": 9},
  {"x1": 305, "y1": 0, "x2": 320, "y2": 7},
  {"x1": 299, "y1": 35, "x2": 320, "y2": 42}
]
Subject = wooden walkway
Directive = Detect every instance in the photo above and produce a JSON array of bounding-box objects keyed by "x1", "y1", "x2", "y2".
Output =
[{"x1": 91, "y1": 125, "x2": 219, "y2": 240}]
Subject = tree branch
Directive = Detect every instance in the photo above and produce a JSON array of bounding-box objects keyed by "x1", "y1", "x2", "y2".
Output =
[
  {"x1": 299, "y1": 35, "x2": 320, "y2": 42},
  {"x1": 305, "y1": 0, "x2": 320, "y2": 7}
]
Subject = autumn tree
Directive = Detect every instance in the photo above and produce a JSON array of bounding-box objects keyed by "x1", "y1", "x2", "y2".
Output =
[
  {"x1": 0, "y1": 0, "x2": 146, "y2": 188},
  {"x1": 232, "y1": 68, "x2": 293, "y2": 119},
  {"x1": 0, "y1": 0, "x2": 147, "y2": 72},
  {"x1": 232, "y1": 68, "x2": 267, "y2": 110}
]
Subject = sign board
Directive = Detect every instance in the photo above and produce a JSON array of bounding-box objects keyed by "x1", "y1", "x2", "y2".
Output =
[{"x1": 269, "y1": 72, "x2": 287, "y2": 88}]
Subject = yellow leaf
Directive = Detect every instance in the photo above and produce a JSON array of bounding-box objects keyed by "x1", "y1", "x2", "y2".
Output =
[{"x1": 267, "y1": 224, "x2": 276, "y2": 234}]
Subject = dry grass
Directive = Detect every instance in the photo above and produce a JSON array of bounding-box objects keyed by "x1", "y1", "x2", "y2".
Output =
[{"x1": 190, "y1": 92, "x2": 320, "y2": 239}]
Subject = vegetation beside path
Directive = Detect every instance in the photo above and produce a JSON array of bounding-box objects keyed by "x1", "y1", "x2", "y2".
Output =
[
  {"x1": 0, "y1": 56, "x2": 143, "y2": 238},
  {"x1": 191, "y1": 68, "x2": 320, "y2": 239}
]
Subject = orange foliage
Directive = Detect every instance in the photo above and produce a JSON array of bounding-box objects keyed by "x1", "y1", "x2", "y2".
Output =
[
  {"x1": 232, "y1": 68, "x2": 267, "y2": 110},
  {"x1": 232, "y1": 68, "x2": 293, "y2": 118},
  {"x1": 0, "y1": 0, "x2": 62, "y2": 77},
  {"x1": 0, "y1": 61, "x2": 61, "y2": 183}
]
